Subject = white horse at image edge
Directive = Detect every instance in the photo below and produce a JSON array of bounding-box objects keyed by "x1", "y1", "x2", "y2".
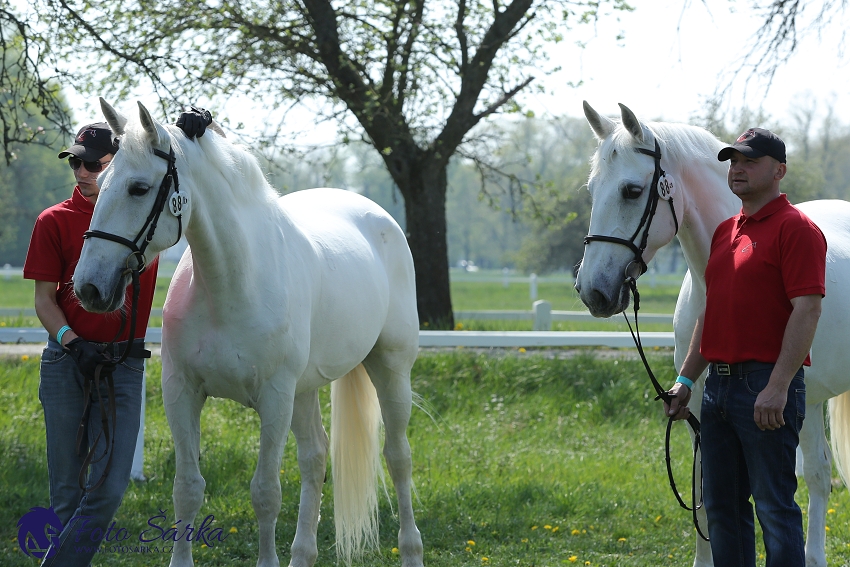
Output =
[
  {"x1": 72, "y1": 99, "x2": 425, "y2": 567},
  {"x1": 576, "y1": 102, "x2": 850, "y2": 567}
]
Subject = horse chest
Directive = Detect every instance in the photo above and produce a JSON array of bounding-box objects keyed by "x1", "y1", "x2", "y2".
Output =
[{"x1": 169, "y1": 323, "x2": 299, "y2": 406}]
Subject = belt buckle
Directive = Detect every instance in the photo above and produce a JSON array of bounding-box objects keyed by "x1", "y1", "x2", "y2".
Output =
[{"x1": 715, "y1": 363, "x2": 731, "y2": 376}]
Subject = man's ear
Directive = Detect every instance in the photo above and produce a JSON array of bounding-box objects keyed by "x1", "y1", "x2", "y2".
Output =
[{"x1": 776, "y1": 162, "x2": 787, "y2": 181}]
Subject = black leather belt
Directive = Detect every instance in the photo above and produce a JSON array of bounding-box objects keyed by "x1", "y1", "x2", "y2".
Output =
[
  {"x1": 711, "y1": 361, "x2": 776, "y2": 376},
  {"x1": 90, "y1": 339, "x2": 151, "y2": 359}
]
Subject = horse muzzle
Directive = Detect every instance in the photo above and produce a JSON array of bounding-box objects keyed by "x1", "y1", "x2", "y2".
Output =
[{"x1": 74, "y1": 275, "x2": 128, "y2": 314}]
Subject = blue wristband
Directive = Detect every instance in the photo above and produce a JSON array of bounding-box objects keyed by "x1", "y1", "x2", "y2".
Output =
[
  {"x1": 676, "y1": 375, "x2": 694, "y2": 391},
  {"x1": 56, "y1": 325, "x2": 72, "y2": 345}
]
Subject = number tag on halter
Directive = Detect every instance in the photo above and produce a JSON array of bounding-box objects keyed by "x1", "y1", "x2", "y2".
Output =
[
  {"x1": 657, "y1": 174, "x2": 675, "y2": 201},
  {"x1": 169, "y1": 193, "x2": 189, "y2": 216}
]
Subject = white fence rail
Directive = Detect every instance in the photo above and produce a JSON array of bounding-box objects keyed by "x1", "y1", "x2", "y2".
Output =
[
  {"x1": 2, "y1": 306, "x2": 673, "y2": 329},
  {"x1": 0, "y1": 327, "x2": 675, "y2": 348}
]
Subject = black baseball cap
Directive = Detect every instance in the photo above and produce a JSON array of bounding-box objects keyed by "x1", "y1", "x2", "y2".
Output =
[
  {"x1": 717, "y1": 128, "x2": 786, "y2": 163},
  {"x1": 57, "y1": 122, "x2": 119, "y2": 161}
]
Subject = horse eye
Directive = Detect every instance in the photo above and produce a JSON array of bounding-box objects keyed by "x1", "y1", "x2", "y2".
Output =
[
  {"x1": 621, "y1": 184, "x2": 643, "y2": 200},
  {"x1": 128, "y1": 183, "x2": 151, "y2": 196}
]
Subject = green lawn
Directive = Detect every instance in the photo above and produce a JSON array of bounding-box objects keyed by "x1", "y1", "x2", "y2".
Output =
[
  {"x1": 0, "y1": 271, "x2": 682, "y2": 331},
  {"x1": 1, "y1": 353, "x2": 848, "y2": 566}
]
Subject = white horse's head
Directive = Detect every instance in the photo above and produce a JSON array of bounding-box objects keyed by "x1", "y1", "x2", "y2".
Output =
[
  {"x1": 74, "y1": 98, "x2": 191, "y2": 313},
  {"x1": 576, "y1": 102, "x2": 684, "y2": 317}
]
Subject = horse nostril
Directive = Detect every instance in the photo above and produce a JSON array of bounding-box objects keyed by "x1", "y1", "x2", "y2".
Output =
[
  {"x1": 78, "y1": 282, "x2": 103, "y2": 304},
  {"x1": 590, "y1": 288, "x2": 610, "y2": 307}
]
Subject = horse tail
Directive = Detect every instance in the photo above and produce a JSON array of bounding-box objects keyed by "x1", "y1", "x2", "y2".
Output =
[
  {"x1": 828, "y1": 390, "x2": 850, "y2": 488},
  {"x1": 330, "y1": 363, "x2": 383, "y2": 565}
]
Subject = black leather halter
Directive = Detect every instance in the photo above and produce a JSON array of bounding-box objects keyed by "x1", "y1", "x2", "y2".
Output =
[{"x1": 583, "y1": 139, "x2": 679, "y2": 279}]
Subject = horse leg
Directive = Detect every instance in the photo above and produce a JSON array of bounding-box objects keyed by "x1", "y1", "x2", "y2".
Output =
[
  {"x1": 800, "y1": 402, "x2": 831, "y2": 567},
  {"x1": 163, "y1": 377, "x2": 206, "y2": 567},
  {"x1": 252, "y1": 380, "x2": 296, "y2": 567},
  {"x1": 363, "y1": 354, "x2": 424, "y2": 567},
  {"x1": 288, "y1": 389, "x2": 329, "y2": 567}
]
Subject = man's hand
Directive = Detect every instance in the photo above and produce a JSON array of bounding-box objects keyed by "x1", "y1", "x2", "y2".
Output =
[
  {"x1": 65, "y1": 338, "x2": 114, "y2": 379},
  {"x1": 754, "y1": 384, "x2": 788, "y2": 430},
  {"x1": 664, "y1": 382, "x2": 692, "y2": 421},
  {"x1": 176, "y1": 106, "x2": 213, "y2": 139}
]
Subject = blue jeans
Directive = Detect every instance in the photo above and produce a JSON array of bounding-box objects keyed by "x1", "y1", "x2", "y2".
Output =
[
  {"x1": 701, "y1": 363, "x2": 806, "y2": 567},
  {"x1": 38, "y1": 339, "x2": 145, "y2": 567}
]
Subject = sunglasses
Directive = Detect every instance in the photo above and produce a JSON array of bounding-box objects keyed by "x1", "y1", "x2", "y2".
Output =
[{"x1": 68, "y1": 156, "x2": 112, "y2": 173}]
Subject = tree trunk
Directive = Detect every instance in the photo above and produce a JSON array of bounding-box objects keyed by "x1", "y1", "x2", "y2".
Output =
[{"x1": 401, "y1": 161, "x2": 454, "y2": 329}]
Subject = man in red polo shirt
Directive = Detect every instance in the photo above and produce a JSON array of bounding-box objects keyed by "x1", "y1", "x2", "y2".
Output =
[
  {"x1": 24, "y1": 110, "x2": 212, "y2": 567},
  {"x1": 665, "y1": 128, "x2": 826, "y2": 567}
]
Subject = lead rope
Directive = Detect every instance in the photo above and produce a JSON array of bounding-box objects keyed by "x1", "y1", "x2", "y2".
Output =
[
  {"x1": 76, "y1": 264, "x2": 143, "y2": 493},
  {"x1": 623, "y1": 277, "x2": 709, "y2": 541},
  {"x1": 77, "y1": 144, "x2": 178, "y2": 493}
]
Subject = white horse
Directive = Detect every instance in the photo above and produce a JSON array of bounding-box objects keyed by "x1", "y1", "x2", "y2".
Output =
[
  {"x1": 576, "y1": 102, "x2": 850, "y2": 567},
  {"x1": 72, "y1": 99, "x2": 425, "y2": 567}
]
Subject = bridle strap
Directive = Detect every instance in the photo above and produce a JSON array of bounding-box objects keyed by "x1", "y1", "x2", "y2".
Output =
[
  {"x1": 76, "y1": 144, "x2": 180, "y2": 493},
  {"x1": 584, "y1": 139, "x2": 679, "y2": 275}
]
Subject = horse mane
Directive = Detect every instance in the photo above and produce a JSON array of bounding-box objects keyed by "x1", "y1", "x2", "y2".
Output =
[
  {"x1": 590, "y1": 120, "x2": 728, "y2": 182},
  {"x1": 119, "y1": 116, "x2": 278, "y2": 206}
]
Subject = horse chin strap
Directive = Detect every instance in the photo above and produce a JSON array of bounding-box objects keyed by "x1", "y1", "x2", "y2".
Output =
[{"x1": 584, "y1": 139, "x2": 679, "y2": 277}]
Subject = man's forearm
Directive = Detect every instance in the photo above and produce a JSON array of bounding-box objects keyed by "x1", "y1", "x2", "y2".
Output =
[
  {"x1": 34, "y1": 281, "x2": 78, "y2": 346},
  {"x1": 679, "y1": 313, "x2": 709, "y2": 381}
]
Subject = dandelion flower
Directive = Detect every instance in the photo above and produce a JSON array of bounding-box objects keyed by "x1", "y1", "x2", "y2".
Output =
[
  {"x1": 828, "y1": 509, "x2": 835, "y2": 514},
  {"x1": 521, "y1": 538, "x2": 528, "y2": 543},
  {"x1": 229, "y1": 527, "x2": 238, "y2": 534},
  {"x1": 392, "y1": 548, "x2": 399, "y2": 555},
  {"x1": 552, "y1": 526, "x2": 560, "y2": 533},
  {"x1": 585, "y1": 562, "x2": 591, "y2": 566},
  {"x1": 519, "y1": 347, "x2": 526, "y2": 353},
  {"x1": 568, "y1": 556, "x2": 578, "y2": 562},
  {"x1": 531, "y1": 525, "x2": 538, "y2": 530},
  {"x1": 21, "y1": 355, "x2": 29, "y2": 361},
  {"x1": 826, "y1": 526, "x2": 830, "y2": 532},
  {"x1": 655, "y1": 515, "x2": 662, "y2": 522},
  {"x1": 201, "y1": 543, "x2": 208, "y2": 548},
  {"x1": 618, "y1": 537, "x2": 627, "y2": 543},
  {"x1": 466, "y1": 547, "x2": 472, "y2": 552},
  {"x1": 571, "y1": 529, "x2": 580, "y2": 535},
  {"x1": 481, "y1": 558, "x2": 489, "y2": 563},
  {"x1": 544, "y1": 525, "x2": 552, "y2": 530},
  {"x1": 467, "y1": 540, "x2": 475, "y2": 546}
]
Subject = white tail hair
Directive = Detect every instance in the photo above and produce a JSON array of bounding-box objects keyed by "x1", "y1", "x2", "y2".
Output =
[
  {"x1": 330, "y1": 363, "x2": 383, "y2": 565},
  {"x1": 829, "y1": 390, "x2": 850, "y2": 487}
]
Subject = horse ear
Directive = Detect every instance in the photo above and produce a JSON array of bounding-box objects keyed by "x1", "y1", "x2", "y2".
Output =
[
  {"x1": 583, "y1": 101, "x2": 615, "y2": 140},
  {"x1": 137, "y1": 102, "x2": 169, "y2": 147},
  {"x1": 99, "y1": 97, "x2": 127, "y2": 136},
  {"x1": 618, "y1": 103, "x2": 645, "y2": 143}
]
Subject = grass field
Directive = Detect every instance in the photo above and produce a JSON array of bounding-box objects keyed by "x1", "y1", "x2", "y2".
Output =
[
  {"x1": 0, "y1": 269, "x2": 682, "y2": 331},
  {"x1": 1, "y1": 353, "x2": 848, "y2": 566}
]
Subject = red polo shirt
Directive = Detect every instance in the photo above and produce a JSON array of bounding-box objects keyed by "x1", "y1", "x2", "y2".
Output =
[
  {"x1": 23, "y1": 186, "x2": 159, "y2": 342},
  {"x1": 701, "y1": 194, "x2": 826, "y2": 366}
]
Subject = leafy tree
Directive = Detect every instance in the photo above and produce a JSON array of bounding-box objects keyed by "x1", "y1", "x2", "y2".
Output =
[
  {"x1": 0, "y1": 12, "x2": 71, "y2": 162},
  {"x1": 0, "y1": 22, "x2": 73, "y2": 264},
  {"x1": 33, "y1": 0, "x2": 631, "y2": 327},
  {"x1": 484, "y1": 116, "x2": 596, "y2": 274}
]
